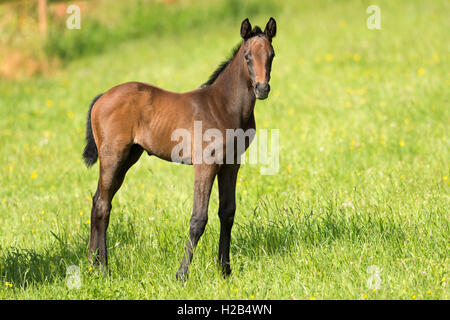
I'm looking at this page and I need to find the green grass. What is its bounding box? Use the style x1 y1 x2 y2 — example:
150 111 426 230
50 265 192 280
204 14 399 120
0 0 448 299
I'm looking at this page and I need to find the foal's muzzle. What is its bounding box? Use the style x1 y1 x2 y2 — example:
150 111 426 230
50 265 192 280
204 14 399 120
255 82 270 100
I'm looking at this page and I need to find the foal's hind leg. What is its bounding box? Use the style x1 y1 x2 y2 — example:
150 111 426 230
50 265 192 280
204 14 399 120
89 144 143 268
217 164 240 276
176 164 218 281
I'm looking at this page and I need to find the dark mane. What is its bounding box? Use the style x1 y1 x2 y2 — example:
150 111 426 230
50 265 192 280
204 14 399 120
201 42 241 88
201 26 264 88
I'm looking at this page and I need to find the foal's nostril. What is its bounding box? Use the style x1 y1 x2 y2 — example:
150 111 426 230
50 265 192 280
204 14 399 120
255 82 270 99
256 82 270 93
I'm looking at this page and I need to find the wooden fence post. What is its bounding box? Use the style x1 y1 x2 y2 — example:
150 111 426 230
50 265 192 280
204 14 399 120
38 0 47 35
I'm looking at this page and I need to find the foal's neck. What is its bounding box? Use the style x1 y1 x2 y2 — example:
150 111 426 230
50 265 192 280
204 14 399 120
211 46 256 126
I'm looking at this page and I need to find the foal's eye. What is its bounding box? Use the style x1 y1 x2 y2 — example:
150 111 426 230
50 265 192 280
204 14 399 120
244 53 250 61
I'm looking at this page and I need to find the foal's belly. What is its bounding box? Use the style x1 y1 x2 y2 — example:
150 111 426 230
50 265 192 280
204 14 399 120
134 95 194 163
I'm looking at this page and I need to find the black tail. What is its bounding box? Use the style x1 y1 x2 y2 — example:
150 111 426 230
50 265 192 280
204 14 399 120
82 93 103 167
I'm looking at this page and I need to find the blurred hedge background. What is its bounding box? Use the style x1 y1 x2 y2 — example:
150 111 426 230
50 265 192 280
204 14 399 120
0 0 279 79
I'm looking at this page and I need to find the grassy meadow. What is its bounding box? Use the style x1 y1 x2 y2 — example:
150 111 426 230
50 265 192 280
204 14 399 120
0 0 448 299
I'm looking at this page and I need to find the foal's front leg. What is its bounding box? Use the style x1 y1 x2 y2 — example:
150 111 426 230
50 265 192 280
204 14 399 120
176 164 217 281
217 164 239 276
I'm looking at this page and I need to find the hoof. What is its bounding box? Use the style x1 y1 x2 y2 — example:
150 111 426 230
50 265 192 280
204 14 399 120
221 264 232 277
93 264 109 275
176 269 189 282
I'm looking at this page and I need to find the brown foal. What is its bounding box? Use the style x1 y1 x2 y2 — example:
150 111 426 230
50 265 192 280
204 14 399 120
82 18 276 280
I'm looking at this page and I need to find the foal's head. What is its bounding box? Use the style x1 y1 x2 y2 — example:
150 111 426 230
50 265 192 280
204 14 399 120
240 17 277 100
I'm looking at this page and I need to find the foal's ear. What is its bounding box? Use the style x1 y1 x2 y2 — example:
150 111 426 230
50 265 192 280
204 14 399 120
240 18 252 40
264 17 277 40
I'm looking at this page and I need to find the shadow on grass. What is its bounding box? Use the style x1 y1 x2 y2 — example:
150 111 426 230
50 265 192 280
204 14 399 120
0 215 138 289
0 235 87 289
231 198 408 257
